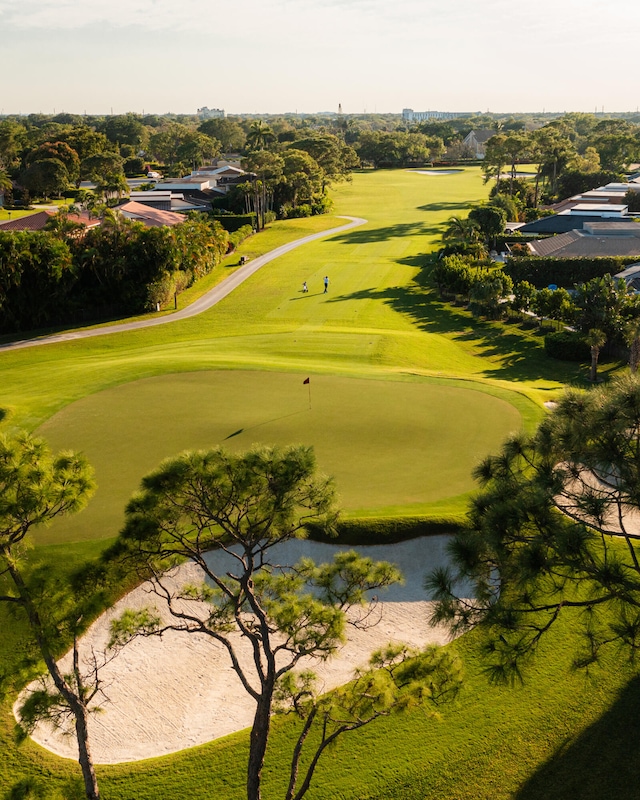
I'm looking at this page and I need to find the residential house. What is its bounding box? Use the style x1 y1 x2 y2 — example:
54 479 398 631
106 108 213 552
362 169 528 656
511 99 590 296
527 220 640 259
462 130 495 159
517 204 630 236
614 262 640 291
128 190 211 213
190 164 247 194
0 209 100 232
116 201 186 228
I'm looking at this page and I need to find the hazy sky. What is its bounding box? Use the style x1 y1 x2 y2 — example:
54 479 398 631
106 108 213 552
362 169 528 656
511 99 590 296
1 0 639 116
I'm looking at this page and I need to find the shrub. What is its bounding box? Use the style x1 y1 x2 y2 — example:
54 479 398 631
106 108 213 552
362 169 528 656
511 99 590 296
228 224 254 250
305 516 465 545
210 213 256 232
432 255 473 296
506 256 640 288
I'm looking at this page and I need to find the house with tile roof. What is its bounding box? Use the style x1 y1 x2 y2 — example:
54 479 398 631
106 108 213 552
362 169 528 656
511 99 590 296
116 201 187 228
527 221 640 258
0 209 100 232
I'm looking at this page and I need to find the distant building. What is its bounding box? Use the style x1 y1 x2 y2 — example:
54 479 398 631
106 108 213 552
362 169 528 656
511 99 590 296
198 107 225 119
402 109 467 123
462 130 496 159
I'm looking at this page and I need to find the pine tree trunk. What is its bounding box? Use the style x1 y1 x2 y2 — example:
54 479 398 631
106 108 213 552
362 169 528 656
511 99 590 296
71 696 101 800
7 561 100 800
247 693 272 800
630 338 640 372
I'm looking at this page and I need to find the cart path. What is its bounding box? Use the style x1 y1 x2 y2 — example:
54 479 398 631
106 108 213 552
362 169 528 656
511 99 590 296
0 215 367 353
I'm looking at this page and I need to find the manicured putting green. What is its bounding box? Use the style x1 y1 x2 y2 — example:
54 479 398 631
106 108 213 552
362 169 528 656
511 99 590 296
36 370 522 544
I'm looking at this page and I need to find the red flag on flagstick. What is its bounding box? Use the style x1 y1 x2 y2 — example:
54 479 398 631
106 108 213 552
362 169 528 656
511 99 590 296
303 377 310 384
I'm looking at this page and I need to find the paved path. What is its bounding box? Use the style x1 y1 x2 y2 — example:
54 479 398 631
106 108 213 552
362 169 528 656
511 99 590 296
0 215 367 353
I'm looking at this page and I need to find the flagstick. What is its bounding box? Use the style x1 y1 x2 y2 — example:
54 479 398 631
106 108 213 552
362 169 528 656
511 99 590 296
308 381 311 410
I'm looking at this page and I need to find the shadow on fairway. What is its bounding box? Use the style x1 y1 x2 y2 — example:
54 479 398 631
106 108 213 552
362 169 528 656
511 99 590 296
417 200 477 213
289 293 324 301
515 674 640 800
328 283 580 383
327 221 442 244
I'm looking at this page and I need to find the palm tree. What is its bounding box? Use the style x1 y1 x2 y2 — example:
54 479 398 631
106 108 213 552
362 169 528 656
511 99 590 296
442 216 481 245
0 168 12 204
246 120 274 151
96 172 128 204
586 328 607 383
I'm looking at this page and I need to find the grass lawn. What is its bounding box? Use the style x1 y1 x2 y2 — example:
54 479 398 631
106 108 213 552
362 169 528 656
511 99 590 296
0 167 634 799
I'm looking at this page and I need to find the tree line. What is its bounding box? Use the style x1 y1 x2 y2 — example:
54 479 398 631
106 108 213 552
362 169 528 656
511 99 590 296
0 212 229 332
3 110 638 218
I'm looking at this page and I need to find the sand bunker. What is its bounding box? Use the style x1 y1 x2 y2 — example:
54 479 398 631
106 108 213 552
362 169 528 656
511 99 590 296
21 536 469 764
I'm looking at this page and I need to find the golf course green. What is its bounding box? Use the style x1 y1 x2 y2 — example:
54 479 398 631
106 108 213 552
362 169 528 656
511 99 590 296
36 369 523 544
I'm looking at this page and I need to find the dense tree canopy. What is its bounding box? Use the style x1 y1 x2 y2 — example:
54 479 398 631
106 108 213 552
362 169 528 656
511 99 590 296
428 374 640 678
0 212 229 333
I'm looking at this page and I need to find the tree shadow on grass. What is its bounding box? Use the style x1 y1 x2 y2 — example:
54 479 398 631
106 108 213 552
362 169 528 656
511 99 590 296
328 283 580 383
417 200 478 213
515 674 640 800
327 221 442 245
4 776 85 800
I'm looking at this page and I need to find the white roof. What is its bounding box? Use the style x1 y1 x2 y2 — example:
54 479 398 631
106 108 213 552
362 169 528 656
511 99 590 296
130 191 172 200
155 178 211 190
596 183 632 191
564 203 628 216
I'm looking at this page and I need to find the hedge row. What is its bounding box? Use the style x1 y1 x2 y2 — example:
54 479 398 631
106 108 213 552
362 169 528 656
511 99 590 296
305 516 466 546
210 213 256 232
505 256 640 288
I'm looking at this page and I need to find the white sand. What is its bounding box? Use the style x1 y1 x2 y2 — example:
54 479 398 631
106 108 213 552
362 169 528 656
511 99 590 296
20 536 470 764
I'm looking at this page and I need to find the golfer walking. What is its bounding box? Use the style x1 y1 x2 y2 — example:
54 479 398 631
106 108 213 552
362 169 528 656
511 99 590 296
323 275 329 293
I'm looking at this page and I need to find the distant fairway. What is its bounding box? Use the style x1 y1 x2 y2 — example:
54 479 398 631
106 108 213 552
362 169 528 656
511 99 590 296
37 370 522 544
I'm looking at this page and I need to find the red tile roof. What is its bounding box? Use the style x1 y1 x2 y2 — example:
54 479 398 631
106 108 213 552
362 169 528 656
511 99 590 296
0 210 56 231
117 201 187 227
0 209 100 232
